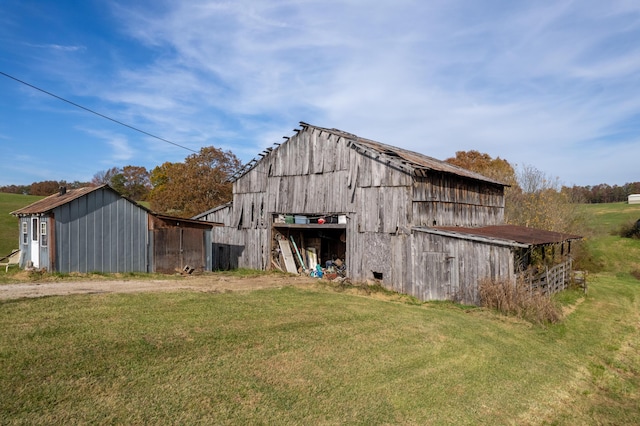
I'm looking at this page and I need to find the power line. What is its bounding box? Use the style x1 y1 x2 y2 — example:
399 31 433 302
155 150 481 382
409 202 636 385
0 70 197 153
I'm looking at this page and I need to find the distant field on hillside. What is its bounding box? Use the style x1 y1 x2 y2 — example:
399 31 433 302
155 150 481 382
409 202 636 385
0 193 44 257
577 202 640 236
576 202 640 275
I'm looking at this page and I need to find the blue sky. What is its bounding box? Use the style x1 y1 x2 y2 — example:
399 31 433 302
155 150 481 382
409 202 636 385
1 1 639 187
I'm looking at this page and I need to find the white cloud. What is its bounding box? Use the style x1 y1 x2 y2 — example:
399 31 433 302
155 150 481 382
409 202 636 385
25 42 85 52
80 128 135 163
82 0 640 185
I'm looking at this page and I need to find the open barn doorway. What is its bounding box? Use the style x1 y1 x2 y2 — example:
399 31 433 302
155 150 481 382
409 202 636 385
271 214 347 278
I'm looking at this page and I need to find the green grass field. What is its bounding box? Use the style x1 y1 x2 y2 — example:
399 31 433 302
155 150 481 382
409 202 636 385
0 196 639 424
577 202 640 236
0 192 44 257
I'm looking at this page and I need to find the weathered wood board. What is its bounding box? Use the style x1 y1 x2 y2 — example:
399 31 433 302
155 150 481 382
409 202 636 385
278 238 298 274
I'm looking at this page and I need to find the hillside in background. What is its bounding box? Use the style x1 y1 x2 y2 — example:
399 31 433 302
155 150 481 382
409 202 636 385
0 193 45 257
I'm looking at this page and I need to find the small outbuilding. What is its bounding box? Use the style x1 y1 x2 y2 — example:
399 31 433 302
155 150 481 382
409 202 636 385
11 185 219 274
628 194 640 204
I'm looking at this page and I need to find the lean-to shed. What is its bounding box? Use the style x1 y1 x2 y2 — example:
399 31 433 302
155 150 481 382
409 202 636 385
197 122 580 304
11 185 219 274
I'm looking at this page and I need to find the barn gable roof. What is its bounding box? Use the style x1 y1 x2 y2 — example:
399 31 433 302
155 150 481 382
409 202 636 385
229 122 507 186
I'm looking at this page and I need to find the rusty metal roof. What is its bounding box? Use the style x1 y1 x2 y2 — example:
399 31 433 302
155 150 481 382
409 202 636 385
303 123 508 186
433 224 582 246
10 185 106 216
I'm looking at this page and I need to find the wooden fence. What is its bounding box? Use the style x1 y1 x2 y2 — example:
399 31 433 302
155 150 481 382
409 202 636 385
522 258 585 295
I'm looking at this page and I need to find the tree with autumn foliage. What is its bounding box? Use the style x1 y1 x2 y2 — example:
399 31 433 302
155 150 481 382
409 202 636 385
445 150 522 225
147 146 241 218
92 166 151 201
29 180 65 196
115 166 151 201
445 151 580 234
445 150 518 187
91 167 121 186
508 164 581 233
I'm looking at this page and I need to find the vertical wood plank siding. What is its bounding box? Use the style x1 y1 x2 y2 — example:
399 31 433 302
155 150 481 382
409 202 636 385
410 230 514 304
152 227 206 273
211 125 509 300
412 175 504 227
210 227 268 270
54 188 149 273
198 205 233 226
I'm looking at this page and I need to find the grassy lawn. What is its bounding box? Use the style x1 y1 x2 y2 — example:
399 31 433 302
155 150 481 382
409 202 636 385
0 200 639 424
1 280 639 424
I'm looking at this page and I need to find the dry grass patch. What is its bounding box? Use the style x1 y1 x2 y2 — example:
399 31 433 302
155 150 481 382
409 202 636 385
479 277 562 324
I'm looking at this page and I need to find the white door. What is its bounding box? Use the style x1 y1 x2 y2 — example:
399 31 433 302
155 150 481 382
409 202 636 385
31 217 39 268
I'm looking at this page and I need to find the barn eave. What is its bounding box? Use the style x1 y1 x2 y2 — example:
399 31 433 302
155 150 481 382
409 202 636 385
414 227 530 248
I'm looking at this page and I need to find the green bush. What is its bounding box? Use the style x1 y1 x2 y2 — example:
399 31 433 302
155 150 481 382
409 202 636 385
617 219 640 239
572 240 605 273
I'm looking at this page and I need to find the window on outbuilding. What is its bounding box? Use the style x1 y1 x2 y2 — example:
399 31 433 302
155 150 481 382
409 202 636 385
40 221 47 247
22 221 28 245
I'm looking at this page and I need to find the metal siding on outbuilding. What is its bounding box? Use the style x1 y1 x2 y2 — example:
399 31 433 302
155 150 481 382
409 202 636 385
147 230 154 272
40 216 50 271
629 194 640 204
53 187 149 273
13 185 222 275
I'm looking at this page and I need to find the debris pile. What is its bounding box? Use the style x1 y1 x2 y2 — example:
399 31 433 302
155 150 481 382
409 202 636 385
272 230 347 282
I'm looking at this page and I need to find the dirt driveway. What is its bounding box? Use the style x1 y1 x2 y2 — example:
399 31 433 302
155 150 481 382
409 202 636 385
0 273 318 300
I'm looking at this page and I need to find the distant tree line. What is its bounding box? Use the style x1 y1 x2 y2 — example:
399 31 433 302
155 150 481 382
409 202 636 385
0 180 90 196
561 182 640 204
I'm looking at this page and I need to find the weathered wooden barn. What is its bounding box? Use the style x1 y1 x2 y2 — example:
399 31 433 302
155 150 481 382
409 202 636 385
11 185 218 274
196 122 580 304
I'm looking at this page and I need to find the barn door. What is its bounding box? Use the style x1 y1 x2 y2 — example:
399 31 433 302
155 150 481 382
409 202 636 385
153 228 205 273
180 228 205 270
418 252 457 300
